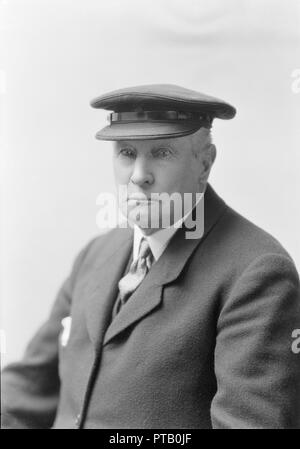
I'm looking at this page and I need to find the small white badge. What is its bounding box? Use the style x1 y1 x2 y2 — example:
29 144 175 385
60 316 72 347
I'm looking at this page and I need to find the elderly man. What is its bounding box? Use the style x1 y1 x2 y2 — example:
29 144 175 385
1 84 300 429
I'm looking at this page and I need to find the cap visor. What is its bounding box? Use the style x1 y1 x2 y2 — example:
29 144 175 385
95 121 203 141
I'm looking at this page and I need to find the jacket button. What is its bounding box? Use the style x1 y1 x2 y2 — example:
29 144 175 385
75 414 81 427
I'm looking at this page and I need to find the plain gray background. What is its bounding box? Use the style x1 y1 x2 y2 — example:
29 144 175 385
1 0 299 366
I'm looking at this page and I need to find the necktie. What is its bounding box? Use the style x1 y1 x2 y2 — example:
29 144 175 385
118 238 154 307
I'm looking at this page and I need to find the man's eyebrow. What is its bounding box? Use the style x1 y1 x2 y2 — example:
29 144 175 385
114 142 136 150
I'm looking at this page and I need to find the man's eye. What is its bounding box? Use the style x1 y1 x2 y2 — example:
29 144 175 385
154 147 172 158
119 148 136 158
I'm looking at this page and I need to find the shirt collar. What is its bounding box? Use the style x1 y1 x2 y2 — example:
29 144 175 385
133 194 203 262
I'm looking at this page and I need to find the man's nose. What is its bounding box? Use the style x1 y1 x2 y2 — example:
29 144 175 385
130 157 154 187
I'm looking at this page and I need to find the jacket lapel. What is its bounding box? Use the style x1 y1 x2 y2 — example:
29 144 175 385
85 227 133 349
103 184 227 346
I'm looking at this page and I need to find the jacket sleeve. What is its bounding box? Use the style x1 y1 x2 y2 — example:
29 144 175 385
1 239 95 429
211 253 300 429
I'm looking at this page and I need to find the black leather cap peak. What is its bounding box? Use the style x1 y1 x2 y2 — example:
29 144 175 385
90 84 236 141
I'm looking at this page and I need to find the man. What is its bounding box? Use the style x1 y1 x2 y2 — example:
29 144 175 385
1 84 300 429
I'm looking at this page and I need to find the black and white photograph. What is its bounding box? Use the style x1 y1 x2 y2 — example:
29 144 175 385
1 0 300 433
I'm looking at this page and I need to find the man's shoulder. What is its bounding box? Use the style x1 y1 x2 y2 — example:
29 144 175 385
73 227 133 269
91 226 133 249
205 184 295 266
225 205 290 253
216 203 298 275
200 201 300 313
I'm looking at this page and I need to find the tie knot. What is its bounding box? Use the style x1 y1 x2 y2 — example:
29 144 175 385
116 237 154 309
138 237 152 260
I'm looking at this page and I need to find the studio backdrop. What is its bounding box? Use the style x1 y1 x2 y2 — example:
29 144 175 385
0 0 299 366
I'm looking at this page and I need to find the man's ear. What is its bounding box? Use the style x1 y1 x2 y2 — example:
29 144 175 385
197 144 216 191
210 144 216 164
201 144 216 178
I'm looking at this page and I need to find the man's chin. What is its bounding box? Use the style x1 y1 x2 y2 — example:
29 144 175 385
128 211 178 232
120 200 180 230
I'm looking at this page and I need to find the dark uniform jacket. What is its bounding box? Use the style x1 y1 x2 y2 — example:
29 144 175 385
1 184 300 429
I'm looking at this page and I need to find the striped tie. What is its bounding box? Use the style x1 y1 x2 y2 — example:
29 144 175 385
118 237 154 306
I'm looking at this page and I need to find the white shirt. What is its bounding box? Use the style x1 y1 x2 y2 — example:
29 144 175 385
133 194 203 262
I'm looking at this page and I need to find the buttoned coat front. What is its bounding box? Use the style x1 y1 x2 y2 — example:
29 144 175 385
2 185 300 429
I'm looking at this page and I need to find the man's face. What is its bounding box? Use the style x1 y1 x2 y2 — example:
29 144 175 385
113 132 209 234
